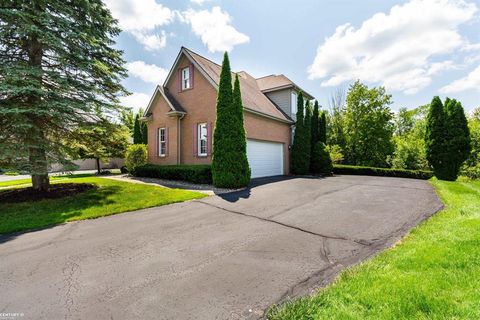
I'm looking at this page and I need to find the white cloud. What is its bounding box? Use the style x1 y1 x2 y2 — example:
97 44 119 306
308 0 478 94
119 92 151 113
131 30 167 51
104 0 173 51
182 6 249 52
440 65 480 93
126 60 169 84
190 0 212 5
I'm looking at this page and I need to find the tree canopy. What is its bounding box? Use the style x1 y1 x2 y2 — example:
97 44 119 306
343 80 394 167
0 1 128 190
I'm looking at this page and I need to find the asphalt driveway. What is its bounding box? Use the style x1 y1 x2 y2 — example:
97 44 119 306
0 175 443 320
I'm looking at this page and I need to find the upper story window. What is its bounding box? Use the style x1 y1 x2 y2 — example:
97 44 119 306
181 67 191 90
197 123 207 156
291 91 298 114
158 128 166 156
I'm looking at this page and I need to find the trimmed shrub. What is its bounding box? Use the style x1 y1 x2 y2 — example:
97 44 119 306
133 164 212 184
125 144 147 173
333 164 433 180
311 142 333 175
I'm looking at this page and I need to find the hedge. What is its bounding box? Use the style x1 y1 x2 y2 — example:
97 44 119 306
133 164 212 184
333 164 434 180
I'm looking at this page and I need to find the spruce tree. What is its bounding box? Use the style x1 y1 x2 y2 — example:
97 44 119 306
425 96 448 179
291 92 310 174
319 111 327 144
212 54 250 188
0 1 128 191
133 114 143 144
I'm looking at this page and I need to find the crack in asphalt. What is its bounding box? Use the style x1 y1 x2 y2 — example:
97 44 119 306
265 184 357 220
195 200 372 247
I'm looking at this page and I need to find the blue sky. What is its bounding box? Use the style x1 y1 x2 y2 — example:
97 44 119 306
105 0 480 114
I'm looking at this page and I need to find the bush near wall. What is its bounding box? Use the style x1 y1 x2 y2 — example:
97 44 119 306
133 164 212 184
333 164 433 180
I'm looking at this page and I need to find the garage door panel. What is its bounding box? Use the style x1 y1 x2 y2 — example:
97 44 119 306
247 140 284 178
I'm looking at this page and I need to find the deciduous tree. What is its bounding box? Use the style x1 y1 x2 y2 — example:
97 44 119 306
343 81 394 167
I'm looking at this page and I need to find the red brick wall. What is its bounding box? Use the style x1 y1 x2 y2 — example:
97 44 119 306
147 53 292 174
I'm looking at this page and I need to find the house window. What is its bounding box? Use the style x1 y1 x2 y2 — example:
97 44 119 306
197 123 207 156
291 91 298 114
181 67 190 90
158 128 166 156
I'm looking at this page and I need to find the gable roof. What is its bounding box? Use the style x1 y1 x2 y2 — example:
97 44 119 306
256 74 314 100
162 47 294 123
184 48 292 122
143 85 186 117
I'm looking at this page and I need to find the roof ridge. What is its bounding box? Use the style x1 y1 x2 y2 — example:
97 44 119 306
256 74 277 80
183 47 222 68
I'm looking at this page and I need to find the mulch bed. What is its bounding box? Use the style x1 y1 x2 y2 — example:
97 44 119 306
0 183 96 204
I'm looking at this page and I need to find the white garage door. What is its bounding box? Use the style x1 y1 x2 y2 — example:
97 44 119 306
247 139 284 178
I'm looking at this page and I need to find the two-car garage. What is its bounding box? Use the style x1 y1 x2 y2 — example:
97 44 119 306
246 139 284 178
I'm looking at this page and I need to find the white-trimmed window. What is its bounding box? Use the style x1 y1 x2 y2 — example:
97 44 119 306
197 123 207 156
158 128 166 156
291 91 298 115
181 67 191 90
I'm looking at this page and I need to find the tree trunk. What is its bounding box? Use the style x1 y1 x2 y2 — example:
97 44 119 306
30 144 50 191
96 158 101 174
27 1 49 192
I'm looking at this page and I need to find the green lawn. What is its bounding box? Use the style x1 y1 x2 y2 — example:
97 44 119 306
268 178 480 319
0 176 206 234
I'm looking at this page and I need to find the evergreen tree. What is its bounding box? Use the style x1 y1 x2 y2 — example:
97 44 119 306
425 96 448 179
291 92 310 174
133 114 143 144
141 122 148 144
212 54 250 188
442 99 471 180
0 1 128 191
304 100 312 170
311 142 333 175
319 111 327 144
311 101 320 152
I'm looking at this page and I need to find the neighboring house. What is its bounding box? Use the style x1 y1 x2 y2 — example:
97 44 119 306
143 47 314 178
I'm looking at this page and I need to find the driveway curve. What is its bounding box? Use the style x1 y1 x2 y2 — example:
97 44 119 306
0 175 443 320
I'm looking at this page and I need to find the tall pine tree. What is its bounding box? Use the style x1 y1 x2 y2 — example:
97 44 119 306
0 1 128 191
133 114 143 144
425 96 448 179
304 100 312 171
291 92 310 174
443 99 471 180
212 54 250 188
319 111 327 144
311 100 320 152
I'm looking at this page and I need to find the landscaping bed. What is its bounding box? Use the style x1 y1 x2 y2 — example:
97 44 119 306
0 183 95 203
0 175 206 234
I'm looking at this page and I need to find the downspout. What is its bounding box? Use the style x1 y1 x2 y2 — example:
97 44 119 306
177 114 185 165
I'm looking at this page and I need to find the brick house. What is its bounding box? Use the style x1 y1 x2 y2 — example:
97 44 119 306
142 47 314 178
